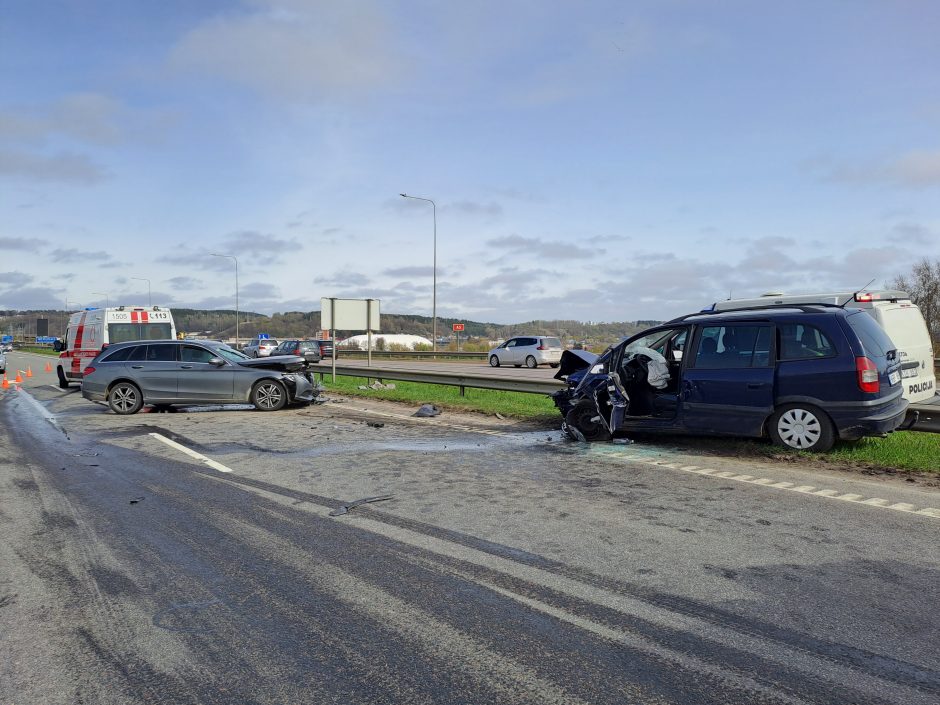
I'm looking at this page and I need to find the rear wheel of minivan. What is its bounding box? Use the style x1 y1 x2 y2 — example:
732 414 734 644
525 355 538 368
769 404 835 452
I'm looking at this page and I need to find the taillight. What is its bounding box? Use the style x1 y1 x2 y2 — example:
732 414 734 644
856 357 879 393
84 366 96 376
537 345 547 350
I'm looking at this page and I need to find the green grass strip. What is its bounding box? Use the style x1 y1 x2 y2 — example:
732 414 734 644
320 375 558 419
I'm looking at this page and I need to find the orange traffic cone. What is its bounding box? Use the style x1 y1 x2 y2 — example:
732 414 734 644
44 361 52 373
1 374 8 389
26 366 32 378
15 371 23 383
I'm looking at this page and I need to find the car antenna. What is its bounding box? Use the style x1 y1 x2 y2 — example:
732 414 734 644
841 277 876 307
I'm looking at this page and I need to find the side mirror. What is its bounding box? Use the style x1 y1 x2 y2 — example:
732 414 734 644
53 339 65 352
208 357 226 366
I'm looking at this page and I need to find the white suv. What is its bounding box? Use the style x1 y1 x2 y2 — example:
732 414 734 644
488 336 563 368
243 338 279 357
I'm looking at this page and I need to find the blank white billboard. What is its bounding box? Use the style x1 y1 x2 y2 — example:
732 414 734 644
320 298 380 331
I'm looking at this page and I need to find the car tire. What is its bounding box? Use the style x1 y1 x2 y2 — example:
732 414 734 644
57 366 70 389
525 355 538 368
549 363 559 368
251 380 287 411
769 404 835 452
565 402 611 442
489 355 500 367
108 382 143 415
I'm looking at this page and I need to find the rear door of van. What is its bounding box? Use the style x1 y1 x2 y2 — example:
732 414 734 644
871 303 935 402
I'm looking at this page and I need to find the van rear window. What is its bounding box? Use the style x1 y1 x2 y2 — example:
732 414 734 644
846 311 895 357
108 322 173 343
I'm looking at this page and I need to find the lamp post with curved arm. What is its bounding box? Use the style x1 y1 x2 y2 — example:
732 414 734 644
399 193 438 351
210 254 239 347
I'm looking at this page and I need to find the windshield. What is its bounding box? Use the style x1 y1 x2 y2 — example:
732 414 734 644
108 322 173 343
215 345 250 362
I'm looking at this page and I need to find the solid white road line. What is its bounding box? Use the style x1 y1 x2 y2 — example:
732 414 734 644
148 432 234 473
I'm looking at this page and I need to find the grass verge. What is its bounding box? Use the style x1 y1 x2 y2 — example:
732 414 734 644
320 375 938 472
320 375 558 419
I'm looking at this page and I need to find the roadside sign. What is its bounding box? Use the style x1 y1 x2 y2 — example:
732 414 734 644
452 323 465 331
37 336 58 343
258 333 269 339
1 335 11 343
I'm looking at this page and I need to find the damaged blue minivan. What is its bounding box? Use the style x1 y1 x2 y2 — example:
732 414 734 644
553 305 909 451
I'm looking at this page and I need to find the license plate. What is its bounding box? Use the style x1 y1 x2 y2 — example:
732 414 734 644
889 371 901 385
901 367 918 379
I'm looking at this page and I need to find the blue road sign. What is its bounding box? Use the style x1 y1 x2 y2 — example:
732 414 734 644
258 333 269 339
1 335 11 343
37 336 58 343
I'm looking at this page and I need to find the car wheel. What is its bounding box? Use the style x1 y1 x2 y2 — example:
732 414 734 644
57 366 70 389
565 402 611 442
549 363 559 369
108 382 143 415
525 355 538 368
489 355 500 367
769 404 834 452
251 380 287 411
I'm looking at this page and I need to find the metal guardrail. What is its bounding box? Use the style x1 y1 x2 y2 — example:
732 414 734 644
337 350 488 360
309 364 565 396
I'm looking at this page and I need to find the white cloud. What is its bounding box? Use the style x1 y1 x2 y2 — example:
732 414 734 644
0 150 107 184
168 0 408 102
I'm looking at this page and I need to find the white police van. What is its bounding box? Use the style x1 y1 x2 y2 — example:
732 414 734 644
56 306 176 388
710 291 935 403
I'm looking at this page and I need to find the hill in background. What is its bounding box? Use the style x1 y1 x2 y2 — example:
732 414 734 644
1 308 661 349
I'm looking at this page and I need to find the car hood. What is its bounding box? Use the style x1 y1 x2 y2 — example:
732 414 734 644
553 349 599 380
235 355 306 372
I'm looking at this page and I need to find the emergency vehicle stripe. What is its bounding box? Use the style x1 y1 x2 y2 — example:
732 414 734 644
70 311 89 372
141 311 149 322
131 311 139 323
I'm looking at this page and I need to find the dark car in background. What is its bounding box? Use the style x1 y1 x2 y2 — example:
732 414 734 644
315 339 334 358
554 305 909 451
271 339 322 363
81 339 318 414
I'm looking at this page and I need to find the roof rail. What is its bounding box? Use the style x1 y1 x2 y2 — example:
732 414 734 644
666 303 842 324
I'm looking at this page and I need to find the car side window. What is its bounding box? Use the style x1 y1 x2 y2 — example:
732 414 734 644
181 345 216 363
778 324 835 360
505 339 516 348
102 346 133 362
147 344 178 362
127 345 147 361
695 325 772 369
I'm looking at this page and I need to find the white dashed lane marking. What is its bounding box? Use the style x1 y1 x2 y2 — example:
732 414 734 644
635 456 940 520
149 432 234 473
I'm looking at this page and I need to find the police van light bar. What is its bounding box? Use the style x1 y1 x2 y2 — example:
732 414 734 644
855 293 874 302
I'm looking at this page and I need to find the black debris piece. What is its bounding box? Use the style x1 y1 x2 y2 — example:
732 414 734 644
129 496 145 504
367 422 385 428
413 404 442 418
329 495 393 517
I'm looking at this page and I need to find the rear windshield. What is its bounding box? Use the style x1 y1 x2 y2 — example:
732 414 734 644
298 341 319 349
108 322 173 343
543 337 562 348
846 311 896 357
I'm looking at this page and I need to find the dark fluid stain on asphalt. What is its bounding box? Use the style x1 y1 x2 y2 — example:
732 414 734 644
12 477 39 491
88 565 142 597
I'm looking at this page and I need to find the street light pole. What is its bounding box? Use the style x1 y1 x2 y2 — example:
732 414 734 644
210 253 239 347
93 292 109 308
400 193 437 351
131 277 152 306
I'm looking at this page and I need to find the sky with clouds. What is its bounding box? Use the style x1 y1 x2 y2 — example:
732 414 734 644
1 0 939 324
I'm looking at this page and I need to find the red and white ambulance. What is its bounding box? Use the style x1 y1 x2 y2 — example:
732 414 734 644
57 306 177 388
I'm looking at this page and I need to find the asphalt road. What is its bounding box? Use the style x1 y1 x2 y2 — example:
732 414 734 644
2 351 939 704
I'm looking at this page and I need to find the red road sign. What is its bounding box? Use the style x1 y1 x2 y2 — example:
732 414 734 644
452 323 465 331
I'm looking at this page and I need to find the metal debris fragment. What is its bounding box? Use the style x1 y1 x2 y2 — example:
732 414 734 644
413 404 442 418
329 495 393 517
